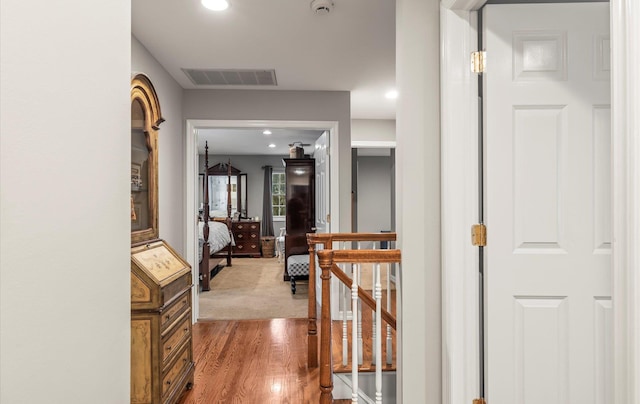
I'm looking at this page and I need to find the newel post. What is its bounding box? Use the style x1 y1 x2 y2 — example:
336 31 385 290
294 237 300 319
307 234 318 368
317 249 334 404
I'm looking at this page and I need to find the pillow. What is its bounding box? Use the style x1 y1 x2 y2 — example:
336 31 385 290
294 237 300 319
209 210 227 218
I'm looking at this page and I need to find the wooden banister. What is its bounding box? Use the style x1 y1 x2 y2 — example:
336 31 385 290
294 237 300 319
316 248 401 403
306 232 397 369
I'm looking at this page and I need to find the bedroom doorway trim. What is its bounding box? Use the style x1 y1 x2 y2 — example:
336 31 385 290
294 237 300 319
440 1 640 403
184 119 340 322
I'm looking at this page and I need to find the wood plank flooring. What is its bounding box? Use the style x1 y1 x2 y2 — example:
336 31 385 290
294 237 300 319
178 292 396 403
178 318 322 403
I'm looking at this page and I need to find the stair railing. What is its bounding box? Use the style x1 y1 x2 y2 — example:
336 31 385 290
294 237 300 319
306 232 397 369
316 248 401 404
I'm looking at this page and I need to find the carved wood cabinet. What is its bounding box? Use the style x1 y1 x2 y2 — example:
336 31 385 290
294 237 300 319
131 240 195 404
283 158 315 280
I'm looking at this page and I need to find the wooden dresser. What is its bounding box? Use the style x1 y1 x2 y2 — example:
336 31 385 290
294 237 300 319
231 220 261 257
131 240 195 404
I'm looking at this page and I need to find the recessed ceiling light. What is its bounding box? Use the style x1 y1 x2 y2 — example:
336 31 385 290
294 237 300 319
263 130 272 135
202 0 229 11
385 90 398 100
268 143 276 148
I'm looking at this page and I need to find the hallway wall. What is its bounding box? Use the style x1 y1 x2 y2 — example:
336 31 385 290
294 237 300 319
396 0 442 402
1 1 131 402
132 36 186 254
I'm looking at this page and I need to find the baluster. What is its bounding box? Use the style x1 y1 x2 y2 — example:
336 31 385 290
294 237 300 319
341 243 348 366
375 262 383 404
386 261 393 365
371 256 377 365
357 298 363 366
351 263 359 403
357 241 363 366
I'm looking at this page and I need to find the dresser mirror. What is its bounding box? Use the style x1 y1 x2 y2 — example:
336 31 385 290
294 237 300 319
205 163 247 219
131 74 163 243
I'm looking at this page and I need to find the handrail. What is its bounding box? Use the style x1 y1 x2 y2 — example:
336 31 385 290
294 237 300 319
316 249 401 404
306 232 397 368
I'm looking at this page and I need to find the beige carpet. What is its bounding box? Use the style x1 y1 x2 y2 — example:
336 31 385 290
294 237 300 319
198 256 308 320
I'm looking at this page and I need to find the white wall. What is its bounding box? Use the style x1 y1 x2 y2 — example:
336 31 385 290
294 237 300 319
132 36 185 254
0 1 131 403
352 119 396 143
184 90 352 232
357 155 392 236
396 0 441 402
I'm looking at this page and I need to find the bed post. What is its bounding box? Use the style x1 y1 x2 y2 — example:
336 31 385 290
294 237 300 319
226 159 232 266
201 142 212 291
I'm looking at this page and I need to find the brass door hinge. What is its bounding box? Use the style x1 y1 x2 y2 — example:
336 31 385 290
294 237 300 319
472 224 487 246
471 51 486 74
473 399 486 404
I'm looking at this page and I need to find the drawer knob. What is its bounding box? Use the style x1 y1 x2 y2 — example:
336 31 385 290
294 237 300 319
165 314 170 320
166 380 172 385
184 327 189 333
166 345 172 351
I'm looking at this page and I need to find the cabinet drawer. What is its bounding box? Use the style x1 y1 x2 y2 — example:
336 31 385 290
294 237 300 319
234 222 259 232
162 344 192 397
162 314 191 362
161 291 190 330
235 242 260 253
234 231 259 241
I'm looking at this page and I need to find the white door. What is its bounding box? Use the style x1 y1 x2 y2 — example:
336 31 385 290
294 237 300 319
314 130 330 234
484 3 611 403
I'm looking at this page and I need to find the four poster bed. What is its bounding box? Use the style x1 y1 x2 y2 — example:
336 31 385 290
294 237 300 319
199 142 233 291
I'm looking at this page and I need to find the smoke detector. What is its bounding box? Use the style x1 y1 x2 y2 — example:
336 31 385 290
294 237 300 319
310 0 333 14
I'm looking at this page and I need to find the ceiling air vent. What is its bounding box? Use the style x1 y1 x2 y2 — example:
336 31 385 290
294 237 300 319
182 68 278 86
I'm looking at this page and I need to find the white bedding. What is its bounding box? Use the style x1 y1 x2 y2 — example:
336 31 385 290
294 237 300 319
198 221 233 262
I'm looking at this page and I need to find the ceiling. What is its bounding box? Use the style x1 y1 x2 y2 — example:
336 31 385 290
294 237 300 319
197 127 325 156
131 0 396 122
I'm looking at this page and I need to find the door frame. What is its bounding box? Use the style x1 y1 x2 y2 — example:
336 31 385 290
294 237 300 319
184 119 340 321
440 1 640 403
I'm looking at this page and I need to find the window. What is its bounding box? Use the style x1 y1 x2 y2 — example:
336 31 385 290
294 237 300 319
272 172 286 217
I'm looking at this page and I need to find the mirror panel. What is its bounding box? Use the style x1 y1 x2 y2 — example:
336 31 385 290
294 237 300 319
131 99 150 231
208 175 237 216
203 162 245 219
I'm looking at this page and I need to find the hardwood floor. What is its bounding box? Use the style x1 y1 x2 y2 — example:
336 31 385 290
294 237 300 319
178 318 322 403
178 292 396 403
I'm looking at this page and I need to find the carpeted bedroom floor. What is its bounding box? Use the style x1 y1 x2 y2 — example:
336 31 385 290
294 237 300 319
198 256 308 320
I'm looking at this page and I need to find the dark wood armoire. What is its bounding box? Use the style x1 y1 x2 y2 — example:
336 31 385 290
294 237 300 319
283 158 315 280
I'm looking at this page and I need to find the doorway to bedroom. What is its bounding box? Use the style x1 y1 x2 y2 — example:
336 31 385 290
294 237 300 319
185 119 340 322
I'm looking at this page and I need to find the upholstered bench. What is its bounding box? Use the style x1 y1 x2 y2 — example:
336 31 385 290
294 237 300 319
286 254 309 294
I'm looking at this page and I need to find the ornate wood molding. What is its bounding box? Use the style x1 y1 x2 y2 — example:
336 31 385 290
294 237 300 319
131 73 163 244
